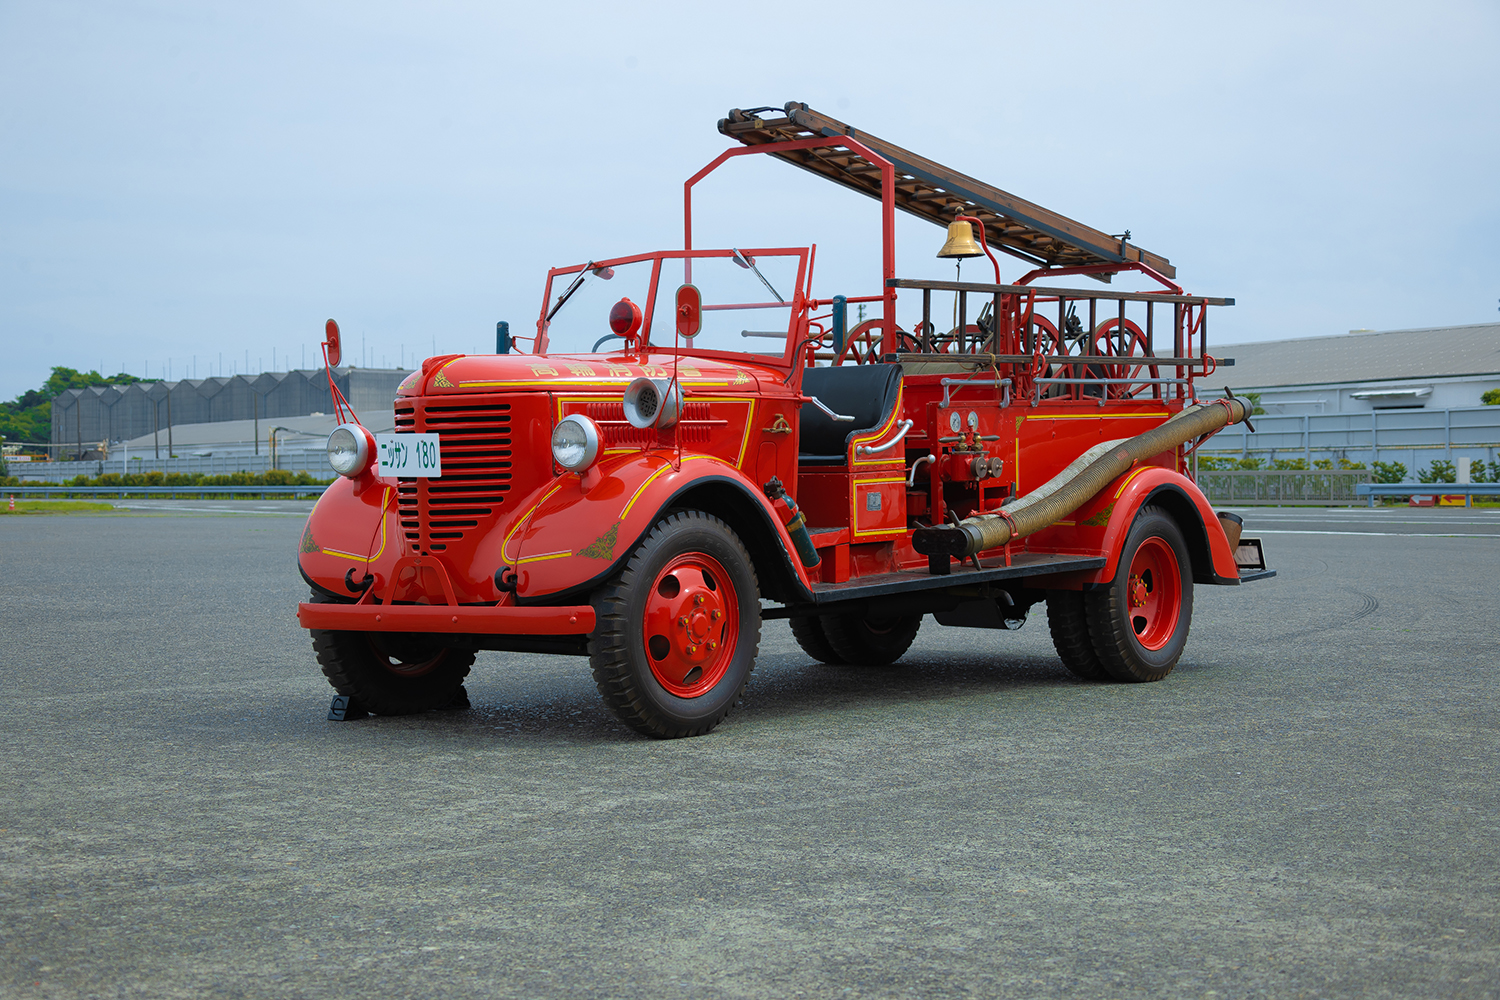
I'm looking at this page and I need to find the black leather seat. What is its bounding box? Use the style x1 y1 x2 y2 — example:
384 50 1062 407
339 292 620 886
798 364 902 465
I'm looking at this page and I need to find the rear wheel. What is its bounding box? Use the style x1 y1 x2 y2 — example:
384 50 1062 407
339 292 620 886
1085 506 1194 682
790 616 845 664
589 511 761 738
1046 589 1109 681
309 593 474 715
820 611 921 665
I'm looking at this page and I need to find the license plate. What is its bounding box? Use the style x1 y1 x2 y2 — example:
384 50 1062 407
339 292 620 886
376 433 442 477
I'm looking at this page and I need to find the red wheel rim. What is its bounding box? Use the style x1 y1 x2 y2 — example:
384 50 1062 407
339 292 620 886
642 553 739 698
1125 537 1181 651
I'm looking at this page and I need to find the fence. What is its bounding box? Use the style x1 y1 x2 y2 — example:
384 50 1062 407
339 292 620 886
1204 406 1500 471
7 485 328 500
1196 470 1371 506
7 450 331 483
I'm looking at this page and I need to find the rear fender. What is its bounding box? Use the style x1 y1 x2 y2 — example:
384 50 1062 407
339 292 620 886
1089 467 1239 584
297 477 400 597
502 453 815 605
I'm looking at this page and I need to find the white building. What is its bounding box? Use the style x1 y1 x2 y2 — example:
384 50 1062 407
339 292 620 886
1218 322 1500 415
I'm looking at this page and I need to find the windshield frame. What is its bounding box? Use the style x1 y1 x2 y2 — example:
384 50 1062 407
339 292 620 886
534 247 810 368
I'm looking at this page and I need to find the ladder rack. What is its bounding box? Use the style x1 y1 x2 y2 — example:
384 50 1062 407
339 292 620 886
719 102 1174 279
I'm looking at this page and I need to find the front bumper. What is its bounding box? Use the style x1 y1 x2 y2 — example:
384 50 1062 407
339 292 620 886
297 601 596 634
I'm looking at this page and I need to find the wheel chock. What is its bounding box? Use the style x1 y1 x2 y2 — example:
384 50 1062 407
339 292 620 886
327 694 367 721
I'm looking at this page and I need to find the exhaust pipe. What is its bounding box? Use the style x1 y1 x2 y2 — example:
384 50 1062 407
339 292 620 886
912 395 1252 559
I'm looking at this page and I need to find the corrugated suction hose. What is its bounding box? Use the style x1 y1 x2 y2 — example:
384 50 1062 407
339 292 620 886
911 396 1252 559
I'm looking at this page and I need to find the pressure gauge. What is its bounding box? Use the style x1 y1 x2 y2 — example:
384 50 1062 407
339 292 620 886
967 411 980 431
948 411 962 433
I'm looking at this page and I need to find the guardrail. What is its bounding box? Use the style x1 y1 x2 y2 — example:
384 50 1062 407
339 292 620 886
1196 470 1371 506
1354 483 1500 508
5 485 329 500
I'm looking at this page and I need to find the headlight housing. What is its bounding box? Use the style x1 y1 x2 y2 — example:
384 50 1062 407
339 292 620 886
327 423 372 478
550 414 601 472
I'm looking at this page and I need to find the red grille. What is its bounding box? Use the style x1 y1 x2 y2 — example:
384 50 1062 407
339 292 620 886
394 400 512 554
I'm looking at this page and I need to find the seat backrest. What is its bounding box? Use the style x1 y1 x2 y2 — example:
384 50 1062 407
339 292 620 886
799 364 902 461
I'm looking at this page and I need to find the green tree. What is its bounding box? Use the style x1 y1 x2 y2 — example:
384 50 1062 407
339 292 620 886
1417 460 1456 484
0 366 155 446
1482 388 1500 405
1372 461 1407 483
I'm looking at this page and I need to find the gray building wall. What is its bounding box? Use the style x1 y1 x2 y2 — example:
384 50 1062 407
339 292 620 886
1220 322 1500 416
48 368 409 456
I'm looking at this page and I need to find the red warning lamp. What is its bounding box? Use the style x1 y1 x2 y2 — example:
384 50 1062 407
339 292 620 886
609 297 643 345
675 283 701 339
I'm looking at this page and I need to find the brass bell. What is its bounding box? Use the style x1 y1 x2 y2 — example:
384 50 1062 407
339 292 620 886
936 219 984 258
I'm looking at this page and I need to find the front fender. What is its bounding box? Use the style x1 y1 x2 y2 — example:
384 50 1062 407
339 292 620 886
297 476 399 596
506 452 814 604
1085 466 1239 584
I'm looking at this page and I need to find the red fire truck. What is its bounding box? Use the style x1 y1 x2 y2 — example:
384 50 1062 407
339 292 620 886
296 102 1272 738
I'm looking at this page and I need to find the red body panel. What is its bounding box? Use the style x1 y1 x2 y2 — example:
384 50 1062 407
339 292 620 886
512 452 815 601
1018 466 1238 585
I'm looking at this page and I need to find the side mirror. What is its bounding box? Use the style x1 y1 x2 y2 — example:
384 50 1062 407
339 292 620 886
676 283 701 339
324 319 343 368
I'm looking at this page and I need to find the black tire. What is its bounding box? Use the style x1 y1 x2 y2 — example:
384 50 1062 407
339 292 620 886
1085 506 1194 682
588 511 761 738
820 611 921 665
308 592 474 715
790 616 845 664
1046 589 1110 681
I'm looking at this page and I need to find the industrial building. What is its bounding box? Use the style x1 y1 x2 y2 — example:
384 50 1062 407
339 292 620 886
1208 322 1500 469
47 367 409 459
1218 322 1500 414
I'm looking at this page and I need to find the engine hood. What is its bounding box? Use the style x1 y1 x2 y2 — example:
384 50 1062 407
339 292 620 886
396 351 783 397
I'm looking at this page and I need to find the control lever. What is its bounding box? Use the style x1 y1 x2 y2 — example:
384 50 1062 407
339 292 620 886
801 396 855 422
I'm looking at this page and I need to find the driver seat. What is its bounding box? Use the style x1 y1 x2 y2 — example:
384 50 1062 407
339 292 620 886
797 364 903 466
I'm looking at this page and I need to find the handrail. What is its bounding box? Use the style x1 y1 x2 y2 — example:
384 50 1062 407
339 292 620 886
855 419 914 457
888 278 1234 307
890 353 1226 368
940 377 1011 408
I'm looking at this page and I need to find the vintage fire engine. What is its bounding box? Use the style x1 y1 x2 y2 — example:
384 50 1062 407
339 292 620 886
295 102 1272 738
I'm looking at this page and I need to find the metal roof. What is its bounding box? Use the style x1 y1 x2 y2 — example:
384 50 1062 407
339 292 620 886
1218 323 1500 389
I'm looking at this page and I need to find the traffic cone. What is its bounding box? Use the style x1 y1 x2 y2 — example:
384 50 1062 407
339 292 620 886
7 495 13 511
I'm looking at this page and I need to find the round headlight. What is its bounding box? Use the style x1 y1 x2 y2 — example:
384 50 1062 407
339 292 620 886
327 424 369 477
550 414 601 472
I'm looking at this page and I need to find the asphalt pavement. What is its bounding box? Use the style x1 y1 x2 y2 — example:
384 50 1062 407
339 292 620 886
2 505 1496 999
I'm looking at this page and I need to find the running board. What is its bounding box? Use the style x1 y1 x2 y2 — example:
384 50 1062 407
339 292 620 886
765 552 1105 619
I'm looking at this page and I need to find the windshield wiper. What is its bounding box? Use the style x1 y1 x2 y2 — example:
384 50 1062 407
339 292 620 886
732 248 784 303
546 261 596 322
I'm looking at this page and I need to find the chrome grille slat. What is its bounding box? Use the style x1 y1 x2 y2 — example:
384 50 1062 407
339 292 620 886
395 399 513 555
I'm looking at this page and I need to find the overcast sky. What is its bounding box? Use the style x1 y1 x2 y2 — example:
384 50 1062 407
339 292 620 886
2 0 1496 400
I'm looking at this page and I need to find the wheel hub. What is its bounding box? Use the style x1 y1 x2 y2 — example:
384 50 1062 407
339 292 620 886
1125 536 1182 651
644 553 738 697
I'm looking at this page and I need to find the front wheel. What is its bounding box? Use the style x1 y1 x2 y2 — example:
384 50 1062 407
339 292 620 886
309 594 475 714
1085 506 1194 682
589 511 761 738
